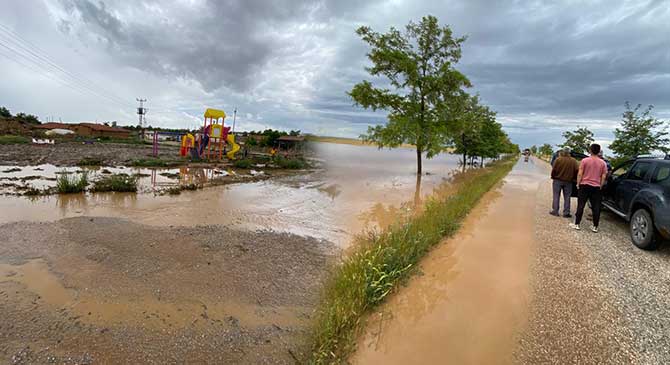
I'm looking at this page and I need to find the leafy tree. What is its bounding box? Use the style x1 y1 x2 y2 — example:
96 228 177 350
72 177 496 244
350 15 470 174
538 143 553 156
0 107 11 118
609 102 669 158
559 127 594 154
529 145 538 155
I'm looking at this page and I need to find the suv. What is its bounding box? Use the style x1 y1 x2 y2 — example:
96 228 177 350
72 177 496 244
602 156 670 250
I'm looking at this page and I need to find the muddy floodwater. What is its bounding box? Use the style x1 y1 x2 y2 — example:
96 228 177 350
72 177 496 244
0 142 464 363
0 142 461 245
354 158 545 365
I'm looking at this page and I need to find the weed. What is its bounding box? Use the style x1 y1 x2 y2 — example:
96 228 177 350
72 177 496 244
77 157 103 166
0 135 30 145
233 159 253 169
273 156 308 169
308 158 515 364
91 174 138 192
56 171 88 194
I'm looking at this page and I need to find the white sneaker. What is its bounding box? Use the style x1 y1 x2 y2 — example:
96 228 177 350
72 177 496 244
591 226 598 233
569 223 580 230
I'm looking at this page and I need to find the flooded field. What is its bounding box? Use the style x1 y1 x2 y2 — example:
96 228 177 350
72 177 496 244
0 142 462 245
0 142 465 363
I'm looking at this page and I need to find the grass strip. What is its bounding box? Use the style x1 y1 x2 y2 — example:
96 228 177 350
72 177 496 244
0 135 30 144
309 157 516 364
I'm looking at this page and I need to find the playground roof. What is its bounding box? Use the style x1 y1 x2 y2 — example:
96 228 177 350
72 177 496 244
204 108 226 119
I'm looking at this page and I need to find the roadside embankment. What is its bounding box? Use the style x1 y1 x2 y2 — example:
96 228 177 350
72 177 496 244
308 157 516 363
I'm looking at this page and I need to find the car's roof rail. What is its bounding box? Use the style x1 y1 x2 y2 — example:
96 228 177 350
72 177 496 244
636 154 665 159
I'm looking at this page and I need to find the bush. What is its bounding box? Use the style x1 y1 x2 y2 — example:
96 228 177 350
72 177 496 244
233 159 253 169
274 156 308 169
309 158 515 363
77 157 103 166
92 174 138 192
0 135 30 144
56 171 88 194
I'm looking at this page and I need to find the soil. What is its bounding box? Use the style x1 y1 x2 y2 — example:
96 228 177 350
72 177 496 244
0 142 183 166
0 217 336 364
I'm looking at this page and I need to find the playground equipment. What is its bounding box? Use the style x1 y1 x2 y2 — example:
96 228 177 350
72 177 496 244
188 108 239 160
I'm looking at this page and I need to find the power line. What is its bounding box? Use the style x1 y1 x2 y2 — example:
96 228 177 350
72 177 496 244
0 23 133 108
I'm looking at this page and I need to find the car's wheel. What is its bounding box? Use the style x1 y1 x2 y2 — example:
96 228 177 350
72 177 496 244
630 209 658 250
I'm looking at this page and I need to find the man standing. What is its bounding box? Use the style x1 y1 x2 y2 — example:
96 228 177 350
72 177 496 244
570 144 608 232
550 148 578 217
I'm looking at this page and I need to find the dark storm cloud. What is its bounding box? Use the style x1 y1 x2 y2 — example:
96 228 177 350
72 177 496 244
3 0 669 143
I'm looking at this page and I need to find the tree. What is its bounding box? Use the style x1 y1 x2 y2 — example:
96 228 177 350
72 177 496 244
609 102 669 158
350 15 470 174
538 143 553 157
0 107 10 118
529 145 537 155
559 127 594 154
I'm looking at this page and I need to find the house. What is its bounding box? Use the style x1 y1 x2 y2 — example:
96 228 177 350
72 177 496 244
276 135 306 152
73 123 132 139
32 122 76 131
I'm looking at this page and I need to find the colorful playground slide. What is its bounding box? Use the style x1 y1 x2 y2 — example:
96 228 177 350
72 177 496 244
226 134 240 159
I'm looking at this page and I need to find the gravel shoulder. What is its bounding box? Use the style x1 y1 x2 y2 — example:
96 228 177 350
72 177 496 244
0 217 336 364
517 162 670 364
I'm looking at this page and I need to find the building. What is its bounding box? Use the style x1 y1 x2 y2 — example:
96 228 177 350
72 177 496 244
74 123 131 138
276 135 306 152
32 122 132 139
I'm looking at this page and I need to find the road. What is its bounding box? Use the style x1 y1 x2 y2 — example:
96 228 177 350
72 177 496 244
354 157 670 364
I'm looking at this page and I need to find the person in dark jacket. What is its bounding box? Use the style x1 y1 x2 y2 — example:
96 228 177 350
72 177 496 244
550 148 579 217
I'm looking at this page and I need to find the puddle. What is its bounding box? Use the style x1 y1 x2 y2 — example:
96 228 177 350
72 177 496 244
0 143 465 246
0 259 75 307
353 158 546 364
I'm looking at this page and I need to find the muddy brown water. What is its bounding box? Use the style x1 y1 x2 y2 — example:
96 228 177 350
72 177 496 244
0 142 467 363
0 142 462 245
353 157 545 365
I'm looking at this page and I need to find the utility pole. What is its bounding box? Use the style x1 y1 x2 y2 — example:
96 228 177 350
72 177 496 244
232 107 237 133
136 98 147 139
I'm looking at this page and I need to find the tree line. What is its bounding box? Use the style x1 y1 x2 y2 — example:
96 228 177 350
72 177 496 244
529 102 668 166
349 15 518 174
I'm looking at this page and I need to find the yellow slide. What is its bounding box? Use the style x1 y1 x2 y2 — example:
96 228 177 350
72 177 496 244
226 133 240 159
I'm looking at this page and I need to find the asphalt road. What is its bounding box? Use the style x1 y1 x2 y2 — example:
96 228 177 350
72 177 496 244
517 159 670 364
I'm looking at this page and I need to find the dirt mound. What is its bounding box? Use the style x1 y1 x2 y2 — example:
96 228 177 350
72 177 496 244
0 117 33 136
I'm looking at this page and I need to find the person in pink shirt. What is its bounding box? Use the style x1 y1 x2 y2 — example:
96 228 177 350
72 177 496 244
570 144 608 232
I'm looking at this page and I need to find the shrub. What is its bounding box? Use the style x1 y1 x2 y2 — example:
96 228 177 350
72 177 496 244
91 174 138 192
233 159 253 169
0 135 30 144
56 171 88 194
77 157 103 166
274 156 308 169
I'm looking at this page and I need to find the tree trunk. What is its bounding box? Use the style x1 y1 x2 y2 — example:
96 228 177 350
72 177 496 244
416 147 423 175
461 133 467 167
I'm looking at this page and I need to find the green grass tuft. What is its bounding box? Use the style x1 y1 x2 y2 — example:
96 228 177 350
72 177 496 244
56 171 89 194
77 157 104 166
308 158 515 364
91 173 138 192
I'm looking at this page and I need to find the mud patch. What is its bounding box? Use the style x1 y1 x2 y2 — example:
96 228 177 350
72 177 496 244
0 217 336 364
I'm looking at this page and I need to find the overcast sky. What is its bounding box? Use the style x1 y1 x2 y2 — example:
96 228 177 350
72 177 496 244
1 0 669 149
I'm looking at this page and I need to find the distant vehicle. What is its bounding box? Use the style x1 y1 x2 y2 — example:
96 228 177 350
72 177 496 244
602 156 670 250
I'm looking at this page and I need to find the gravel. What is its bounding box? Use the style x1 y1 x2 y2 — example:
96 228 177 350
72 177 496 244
516 175 670 364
